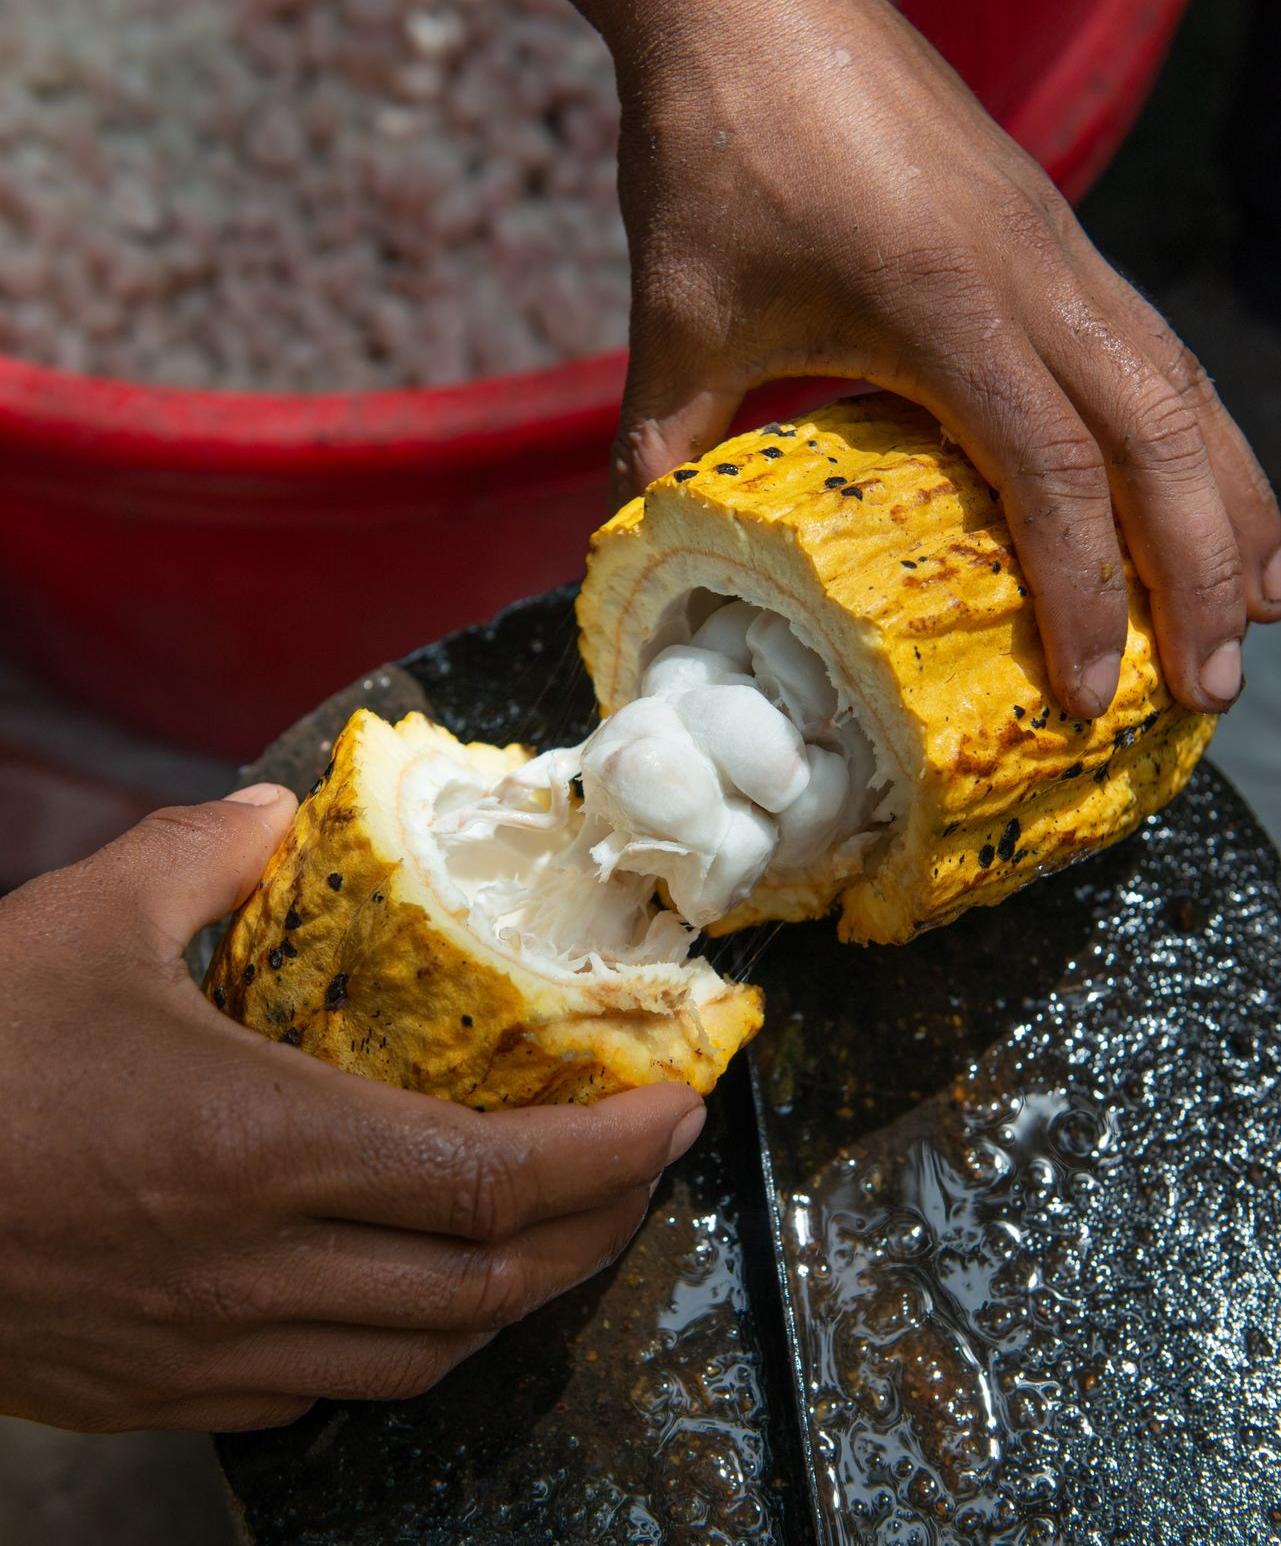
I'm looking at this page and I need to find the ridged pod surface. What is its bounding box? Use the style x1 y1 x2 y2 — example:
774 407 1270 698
204 710 762 1108
578 393 1215 945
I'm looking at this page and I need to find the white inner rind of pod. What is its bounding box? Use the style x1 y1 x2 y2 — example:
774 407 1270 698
401 599 893 976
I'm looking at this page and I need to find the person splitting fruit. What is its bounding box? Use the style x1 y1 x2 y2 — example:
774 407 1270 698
1 0 1278 1440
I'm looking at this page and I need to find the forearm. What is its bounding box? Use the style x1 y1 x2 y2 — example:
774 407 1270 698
569 0 937 124
572 0 901 58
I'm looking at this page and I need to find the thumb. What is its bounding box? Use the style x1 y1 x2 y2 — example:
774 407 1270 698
611 317 744 506
90 784 298 956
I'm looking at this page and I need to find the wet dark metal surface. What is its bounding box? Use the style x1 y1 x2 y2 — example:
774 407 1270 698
218 590 1281 1546
752 784 1281 1544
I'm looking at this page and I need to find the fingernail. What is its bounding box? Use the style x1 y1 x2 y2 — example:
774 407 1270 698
1264 548 1281 605
665 1104 707 1167
224 782 289 807
1079 652 1122 718
1200 639 1242 705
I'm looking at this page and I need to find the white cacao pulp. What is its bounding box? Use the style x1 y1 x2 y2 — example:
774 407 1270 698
421 600 885 970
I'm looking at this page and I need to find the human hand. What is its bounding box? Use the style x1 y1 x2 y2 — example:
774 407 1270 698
0 786 704 1433
580 0 1281 717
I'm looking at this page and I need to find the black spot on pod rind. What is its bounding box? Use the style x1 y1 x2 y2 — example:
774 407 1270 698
285 908 302 930
991 561 1001 573
268 948 284 970
327 872 344 891
841 485 865 499
1061 762 1085 781
978 844 996 869
1094 764 1111 784
1013 705 1026 720
212 986 227 1010
281 940 298 959
243 963 256 985
714 463 740 476
673 467 698 482
461 1014 474 1028
760 446 783 460
997 818 1021 863
825 475 846 489
901 559 918 570
988 486 1000 502
281 1025 303 1047
325 973 349 1010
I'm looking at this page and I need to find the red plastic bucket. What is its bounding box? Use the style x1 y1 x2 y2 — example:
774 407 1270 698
0 0 1189 759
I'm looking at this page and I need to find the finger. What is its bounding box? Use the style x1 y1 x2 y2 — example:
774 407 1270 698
218 1184 647 1398
224 1327 495 1405
612 298 744 504
912 337 1128 718
1027 293 1246 710
78 786 298 956
1093 272 1281 624
152 1393 315 1433
220 1185 653 1336
1195 389 1281 622
284 1077 705 1240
